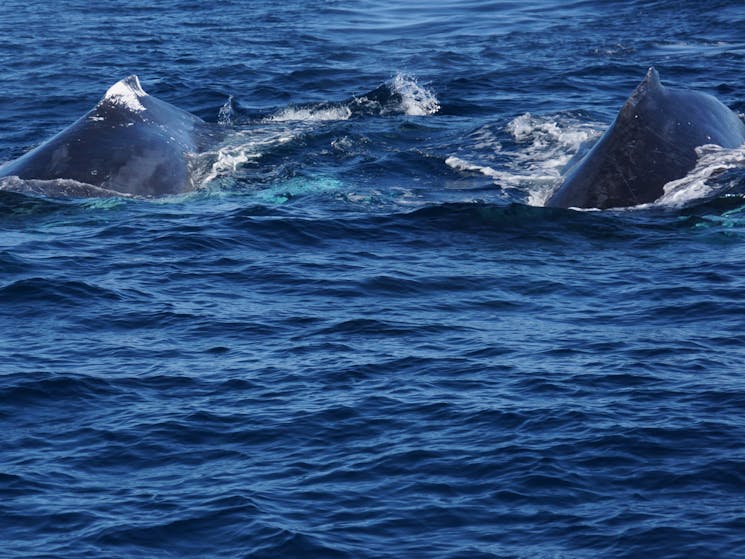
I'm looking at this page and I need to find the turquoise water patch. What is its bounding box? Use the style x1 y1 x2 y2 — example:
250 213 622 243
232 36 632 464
255 177 344 204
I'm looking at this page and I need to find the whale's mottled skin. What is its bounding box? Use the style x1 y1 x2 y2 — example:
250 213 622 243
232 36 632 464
547 68 745 209
0 76 208 197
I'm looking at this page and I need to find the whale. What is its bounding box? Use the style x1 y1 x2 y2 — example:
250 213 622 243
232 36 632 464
0 76 211 197
547 67 745 209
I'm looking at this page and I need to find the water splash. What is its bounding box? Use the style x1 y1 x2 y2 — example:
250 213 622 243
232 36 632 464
265 72 440 123
389 73 440 116
218 95 235 127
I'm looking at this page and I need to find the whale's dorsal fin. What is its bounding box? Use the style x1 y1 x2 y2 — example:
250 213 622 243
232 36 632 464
101 75 148 112
621 66 664 119
642 67 662 91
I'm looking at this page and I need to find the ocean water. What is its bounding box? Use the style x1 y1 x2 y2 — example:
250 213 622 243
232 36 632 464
2 1 745 557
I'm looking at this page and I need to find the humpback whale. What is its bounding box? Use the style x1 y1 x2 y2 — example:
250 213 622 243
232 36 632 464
547 68 745 209
0 76 209 197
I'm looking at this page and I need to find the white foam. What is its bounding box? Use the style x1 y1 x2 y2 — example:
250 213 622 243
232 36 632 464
198 146 258 186
445 156 504 180
508 113 601 205
198 128 296 186
102 75 147 113
447 113 602 206
653 143 745 208
204 147 258 180
268 105 352 123
506 113 598 153
390 73 440 116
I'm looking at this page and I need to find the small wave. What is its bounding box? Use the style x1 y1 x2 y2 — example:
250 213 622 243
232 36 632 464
1 371 120 408
1 277 123 306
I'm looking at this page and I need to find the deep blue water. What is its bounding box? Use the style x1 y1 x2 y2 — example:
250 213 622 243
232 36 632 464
2 1 745 557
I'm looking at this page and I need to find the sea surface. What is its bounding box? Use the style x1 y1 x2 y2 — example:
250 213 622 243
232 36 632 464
2 1 745 557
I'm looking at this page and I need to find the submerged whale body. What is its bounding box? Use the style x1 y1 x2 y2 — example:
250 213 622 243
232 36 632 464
0 76 208 197
547 68 745 209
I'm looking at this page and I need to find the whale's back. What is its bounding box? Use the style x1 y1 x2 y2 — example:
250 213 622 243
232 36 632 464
0 76 207 197
547 68 745 209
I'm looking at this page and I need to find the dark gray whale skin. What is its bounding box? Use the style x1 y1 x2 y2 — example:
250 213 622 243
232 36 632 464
547 68 745 209
0 76 207 197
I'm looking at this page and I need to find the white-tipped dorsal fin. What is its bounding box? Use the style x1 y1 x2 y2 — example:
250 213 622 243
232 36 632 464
643 67 662 90
102 75 148 112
